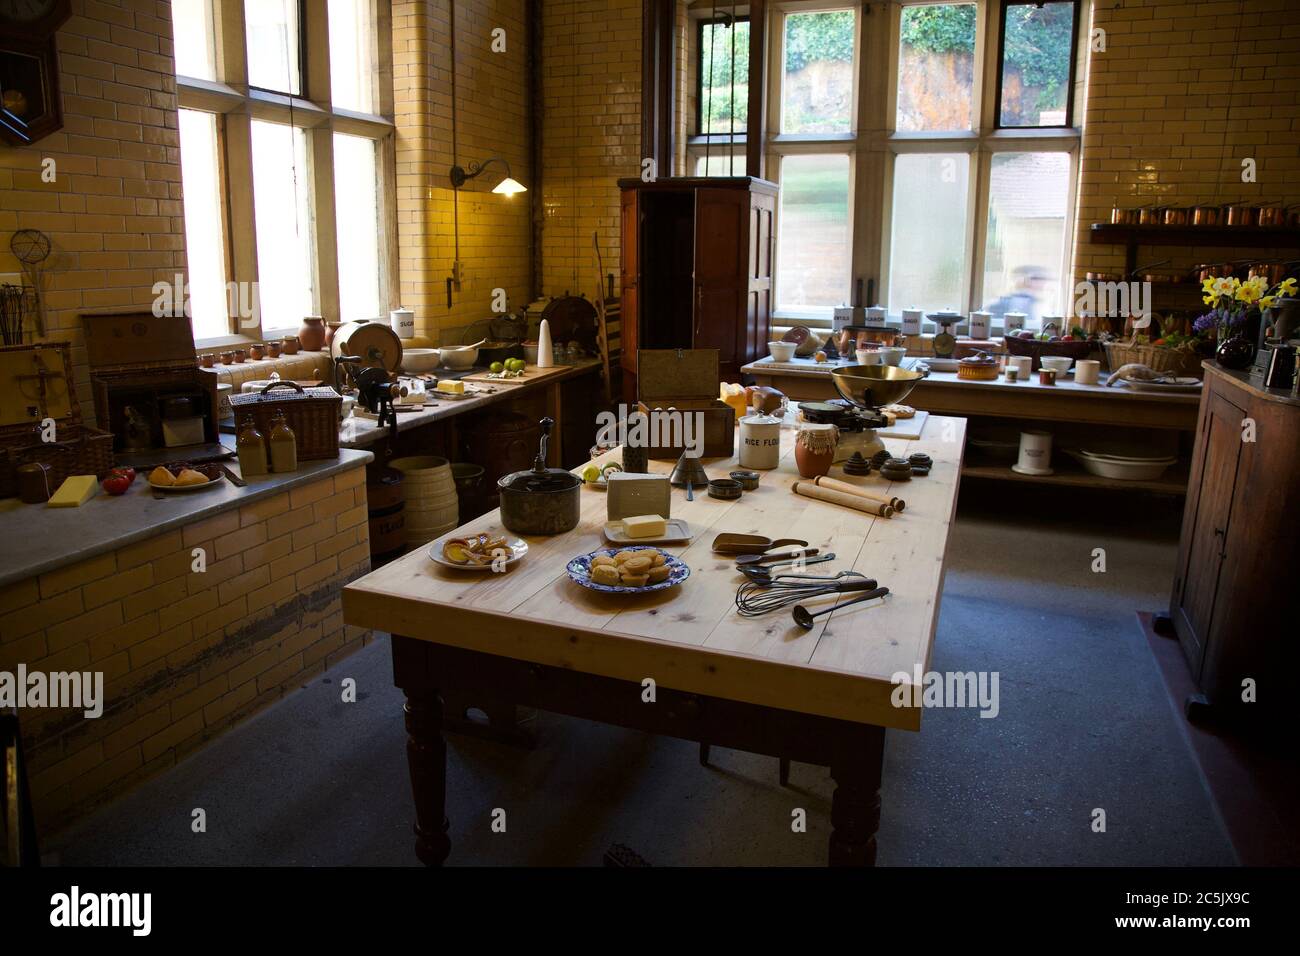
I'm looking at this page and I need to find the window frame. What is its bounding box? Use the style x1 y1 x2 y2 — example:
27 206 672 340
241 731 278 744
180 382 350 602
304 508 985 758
683 0 1087 333
694 13 752 137
175 0 397 348
992 0 1083 131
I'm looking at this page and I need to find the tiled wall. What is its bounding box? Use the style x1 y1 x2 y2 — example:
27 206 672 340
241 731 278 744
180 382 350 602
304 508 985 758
0 466 371 833
392 0 533 343
539 0 642 300
1073 0 1300 281
0 0 185 421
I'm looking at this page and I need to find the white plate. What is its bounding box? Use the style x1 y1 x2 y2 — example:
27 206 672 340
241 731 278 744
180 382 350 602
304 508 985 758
601 518 693 545
1118 377 1203 393
428 533 528 570
149 473 226 493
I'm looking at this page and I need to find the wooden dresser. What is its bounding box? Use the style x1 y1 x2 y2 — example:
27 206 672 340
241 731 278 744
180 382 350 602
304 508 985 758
618 176 777 402
1168 362 1300 717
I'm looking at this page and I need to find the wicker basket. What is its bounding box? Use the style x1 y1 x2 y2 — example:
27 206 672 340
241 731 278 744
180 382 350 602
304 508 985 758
1002 327 1097 371
1102 339 1205 378
229 382 341 461
0 423 115 498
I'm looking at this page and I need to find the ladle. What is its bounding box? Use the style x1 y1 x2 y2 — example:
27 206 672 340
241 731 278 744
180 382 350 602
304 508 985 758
792 586 890 630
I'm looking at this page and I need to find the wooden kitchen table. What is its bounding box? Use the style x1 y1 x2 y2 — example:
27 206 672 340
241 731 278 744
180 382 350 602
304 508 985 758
342 417 967 866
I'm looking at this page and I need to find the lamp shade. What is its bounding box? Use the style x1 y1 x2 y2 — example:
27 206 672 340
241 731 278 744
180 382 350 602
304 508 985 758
492 176 527 196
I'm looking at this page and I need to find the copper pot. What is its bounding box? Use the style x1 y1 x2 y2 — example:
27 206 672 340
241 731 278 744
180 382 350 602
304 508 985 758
1192 204 1221 226
1256 203 1284 227
1162 207 1190 226
1138 206 1163 226
1248 262 1287 286
1286 205 1300 228
1225 203 1256 227
1111 205 1139 225
1194 263 1234 282
1086 270 1123 282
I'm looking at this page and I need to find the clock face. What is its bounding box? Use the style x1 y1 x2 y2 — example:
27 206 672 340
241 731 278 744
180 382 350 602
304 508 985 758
0 0 57 24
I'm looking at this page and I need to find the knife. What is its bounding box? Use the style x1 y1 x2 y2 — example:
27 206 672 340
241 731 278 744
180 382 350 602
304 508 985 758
221 465 247 487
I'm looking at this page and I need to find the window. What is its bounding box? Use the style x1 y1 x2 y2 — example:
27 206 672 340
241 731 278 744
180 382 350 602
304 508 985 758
245 0 302 95
172 0 217 81
251 121 315 328
684 1 1083 329
896 3 976 132
177 110 228 338
997 1 1080 128
777 154 851 312
173 1 393 343
697 16 749 135
781 10 855 135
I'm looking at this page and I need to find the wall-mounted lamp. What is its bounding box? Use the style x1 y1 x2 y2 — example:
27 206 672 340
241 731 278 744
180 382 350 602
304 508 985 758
449 157 527 195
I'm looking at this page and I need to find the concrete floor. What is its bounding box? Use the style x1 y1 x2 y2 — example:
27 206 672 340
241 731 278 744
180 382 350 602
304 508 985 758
50 485 1236 866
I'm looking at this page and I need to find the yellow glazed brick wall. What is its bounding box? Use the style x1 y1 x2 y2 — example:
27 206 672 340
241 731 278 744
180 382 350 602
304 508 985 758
392 0 533 343
0 468 372 834
0 0 186 423
540 0 642 300
1073 0 1300 282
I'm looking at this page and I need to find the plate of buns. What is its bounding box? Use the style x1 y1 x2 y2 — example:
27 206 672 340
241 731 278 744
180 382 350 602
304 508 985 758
148 462 225 493
566 546 690 594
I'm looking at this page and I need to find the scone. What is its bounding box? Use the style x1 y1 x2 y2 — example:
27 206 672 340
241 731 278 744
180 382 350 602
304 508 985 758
591 564 621 586
149 466 176 486
174 468 210 486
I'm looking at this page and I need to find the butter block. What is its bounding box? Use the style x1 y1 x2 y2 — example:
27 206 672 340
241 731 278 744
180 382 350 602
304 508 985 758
622 514 666 539
607 472 671 522
47 475 98 508
436 379 465 394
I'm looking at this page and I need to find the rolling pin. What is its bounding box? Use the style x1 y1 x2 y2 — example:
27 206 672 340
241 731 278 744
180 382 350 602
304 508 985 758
793 480 894 518
814 475 906 513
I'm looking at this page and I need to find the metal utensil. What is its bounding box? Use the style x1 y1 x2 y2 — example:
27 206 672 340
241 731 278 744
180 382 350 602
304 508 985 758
221 465 247 487
685 481 693 501
734 547 821 566
735 573 876 618
792 586 890 630
740 554 835 583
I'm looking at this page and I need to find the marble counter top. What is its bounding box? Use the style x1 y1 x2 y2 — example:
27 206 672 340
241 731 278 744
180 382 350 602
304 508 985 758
0 449 374 588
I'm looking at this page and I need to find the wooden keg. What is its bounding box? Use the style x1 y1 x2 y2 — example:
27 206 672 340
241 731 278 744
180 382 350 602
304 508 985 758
388 455 458 548
330 319 403 372
459 412 540 510
366 465 405 566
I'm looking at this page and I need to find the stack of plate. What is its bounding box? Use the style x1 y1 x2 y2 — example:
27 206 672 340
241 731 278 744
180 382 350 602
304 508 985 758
1068 441 1177 481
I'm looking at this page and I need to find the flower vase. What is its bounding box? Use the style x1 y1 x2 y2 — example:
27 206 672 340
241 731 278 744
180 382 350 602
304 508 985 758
1215 334 1254 370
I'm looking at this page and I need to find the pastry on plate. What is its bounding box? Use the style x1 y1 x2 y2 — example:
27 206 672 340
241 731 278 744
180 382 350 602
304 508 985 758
174 468 211 487
149 466 176 486
957 351 999 381
883 403 915 419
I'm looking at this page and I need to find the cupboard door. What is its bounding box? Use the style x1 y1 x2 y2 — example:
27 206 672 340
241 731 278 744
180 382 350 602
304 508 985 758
619 189 639 376
694 188 748 368
1177 390 1245 678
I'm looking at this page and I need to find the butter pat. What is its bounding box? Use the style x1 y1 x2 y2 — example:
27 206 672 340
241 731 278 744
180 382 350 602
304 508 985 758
622 514 666 539
47 475 98 507
436 379 465 394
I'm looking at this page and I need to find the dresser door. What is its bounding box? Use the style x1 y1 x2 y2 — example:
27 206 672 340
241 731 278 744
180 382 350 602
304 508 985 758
1176 390 1245 678
693 187 749 373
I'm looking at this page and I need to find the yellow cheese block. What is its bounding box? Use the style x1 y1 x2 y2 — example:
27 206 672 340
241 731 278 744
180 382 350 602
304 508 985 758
622 514 666 539
436 379 465 394
47 475 98 507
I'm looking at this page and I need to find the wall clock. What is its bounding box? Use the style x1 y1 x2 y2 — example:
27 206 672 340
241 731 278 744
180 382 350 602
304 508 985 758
0 0 72 40
0 0 70 146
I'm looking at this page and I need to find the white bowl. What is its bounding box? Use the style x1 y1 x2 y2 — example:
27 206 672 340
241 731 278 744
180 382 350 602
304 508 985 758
439 347 478 369
854 349 884 366
878 346 907 366
1069 450 1175 481
768 341 796 362
1040 355 1074 374
401 348 440 373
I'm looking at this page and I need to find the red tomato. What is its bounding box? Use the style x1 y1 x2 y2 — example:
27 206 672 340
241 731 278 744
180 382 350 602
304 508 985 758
109 466 136 483
102 473 133 496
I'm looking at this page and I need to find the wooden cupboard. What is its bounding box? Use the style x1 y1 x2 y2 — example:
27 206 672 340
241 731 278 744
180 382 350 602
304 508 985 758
1168 363 1300 717
618 177 777 402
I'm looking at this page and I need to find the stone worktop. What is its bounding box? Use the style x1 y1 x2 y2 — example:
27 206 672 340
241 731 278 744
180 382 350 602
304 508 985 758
0 450 374 588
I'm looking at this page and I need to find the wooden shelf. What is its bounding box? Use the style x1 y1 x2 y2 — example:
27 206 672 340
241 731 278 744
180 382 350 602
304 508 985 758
1090 223 1300 248
961 461 1189 495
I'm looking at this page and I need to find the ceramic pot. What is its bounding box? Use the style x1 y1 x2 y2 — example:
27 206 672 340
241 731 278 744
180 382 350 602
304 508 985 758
268 341 282 358
324 321 344 350
199 353 215 368
219 351 235 365
1215 334 1255 370
298 316 327 352
282 336 300 355
795 423 838 479
233 348 247 363
249 343 265 360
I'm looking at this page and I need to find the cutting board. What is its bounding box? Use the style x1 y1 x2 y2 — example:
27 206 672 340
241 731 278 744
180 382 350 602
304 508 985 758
876 410 929 440
458 363 555 384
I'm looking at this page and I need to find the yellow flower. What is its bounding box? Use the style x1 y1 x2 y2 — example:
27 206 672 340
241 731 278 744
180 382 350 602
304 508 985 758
1203 293 1216 305
1261 296 1276 309
1201 277 1216 293
1280 277 1298 297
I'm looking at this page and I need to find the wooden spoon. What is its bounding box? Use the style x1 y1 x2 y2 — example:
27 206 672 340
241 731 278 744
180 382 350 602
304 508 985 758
711 533 810 555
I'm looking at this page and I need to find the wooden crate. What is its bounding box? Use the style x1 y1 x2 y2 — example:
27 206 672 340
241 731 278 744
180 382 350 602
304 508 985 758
636 349 736 460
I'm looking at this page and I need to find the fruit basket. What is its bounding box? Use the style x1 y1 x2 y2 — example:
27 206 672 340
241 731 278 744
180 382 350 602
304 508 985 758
1002 323 1096 371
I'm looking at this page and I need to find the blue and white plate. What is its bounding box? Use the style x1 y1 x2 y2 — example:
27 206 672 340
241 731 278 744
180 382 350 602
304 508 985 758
566 547 690 594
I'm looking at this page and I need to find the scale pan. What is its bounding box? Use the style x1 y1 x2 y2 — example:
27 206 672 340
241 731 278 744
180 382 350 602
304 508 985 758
830 364 925 409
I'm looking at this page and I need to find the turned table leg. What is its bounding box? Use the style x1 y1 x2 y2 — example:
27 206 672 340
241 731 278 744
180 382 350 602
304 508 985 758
404 689 451 866
828 727 885 867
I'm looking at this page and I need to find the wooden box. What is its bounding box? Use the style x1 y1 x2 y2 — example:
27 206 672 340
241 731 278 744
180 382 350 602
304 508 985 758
81 311 221 456
636 348 735 460
0 342 114 497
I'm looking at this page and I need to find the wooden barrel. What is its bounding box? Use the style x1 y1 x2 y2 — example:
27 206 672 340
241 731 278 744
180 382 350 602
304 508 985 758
460 412 540 510
389 455 458 548
366 465 405 566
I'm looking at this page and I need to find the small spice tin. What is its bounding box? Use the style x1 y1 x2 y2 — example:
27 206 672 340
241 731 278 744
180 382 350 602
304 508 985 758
1038 368 1057 385
708 478 743 500
729 470 760 490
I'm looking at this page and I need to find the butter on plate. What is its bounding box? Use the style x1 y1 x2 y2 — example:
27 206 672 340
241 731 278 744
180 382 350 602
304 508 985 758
621 514 666 539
